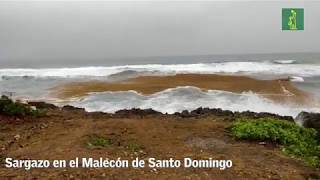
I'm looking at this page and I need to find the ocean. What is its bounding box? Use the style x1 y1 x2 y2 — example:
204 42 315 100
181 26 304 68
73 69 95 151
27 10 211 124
1 53 320 117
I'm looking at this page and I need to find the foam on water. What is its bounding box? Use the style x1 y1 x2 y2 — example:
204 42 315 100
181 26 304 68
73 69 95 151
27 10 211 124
1 61 320 78
1 61 320 116
289 76 305 82
69 86 320 117
0 67 121 78
273 60 297 64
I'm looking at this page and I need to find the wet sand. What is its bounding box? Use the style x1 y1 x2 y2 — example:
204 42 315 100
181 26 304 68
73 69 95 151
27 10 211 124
53 74 310 104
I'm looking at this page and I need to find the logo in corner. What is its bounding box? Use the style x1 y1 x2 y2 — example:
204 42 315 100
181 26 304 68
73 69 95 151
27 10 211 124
282 8 304 30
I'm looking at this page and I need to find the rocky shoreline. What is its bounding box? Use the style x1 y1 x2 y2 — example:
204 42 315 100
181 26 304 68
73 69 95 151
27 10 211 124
28 100 294 120
28 100 320 130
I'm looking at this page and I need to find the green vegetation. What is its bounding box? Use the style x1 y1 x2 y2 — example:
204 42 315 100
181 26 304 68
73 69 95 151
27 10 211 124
87 134 111 148
127 142 143 152
0 154 5 166
228 117 320 167
86 134 144 154
0 154 4 163
0 96 45 117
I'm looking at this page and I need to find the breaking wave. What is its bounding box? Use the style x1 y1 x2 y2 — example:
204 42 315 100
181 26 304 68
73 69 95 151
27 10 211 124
288 76 305 82
1 61 320 116
273 60 297 64
1 61 320 79
69 86 320 117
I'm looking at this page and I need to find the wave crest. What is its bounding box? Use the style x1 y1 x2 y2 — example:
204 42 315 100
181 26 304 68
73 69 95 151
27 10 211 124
273 60 297 64
69 86 319 116
1 62 320 78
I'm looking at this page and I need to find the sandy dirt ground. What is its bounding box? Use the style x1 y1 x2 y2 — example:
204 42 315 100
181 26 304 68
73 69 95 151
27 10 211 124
0 108 319 179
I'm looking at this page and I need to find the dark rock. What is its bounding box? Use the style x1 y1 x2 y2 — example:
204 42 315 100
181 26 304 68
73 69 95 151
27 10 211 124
172 107 293 121
115 108 162 117
180 110 190 117
190 107 211 115
174 107 235 118
28 101 58 109
295 111 320 130
62 105 85 111
235 111 294 122
209 108 234 116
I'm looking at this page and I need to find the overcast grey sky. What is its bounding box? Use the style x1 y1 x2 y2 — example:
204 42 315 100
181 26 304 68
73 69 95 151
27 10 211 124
0 1 319 62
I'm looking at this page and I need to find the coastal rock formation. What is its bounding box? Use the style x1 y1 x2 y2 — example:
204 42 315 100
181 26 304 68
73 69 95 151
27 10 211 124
28 101 58 109
296 111 320 130
115 108 162 117
173 107 294 122
62 105 85 111
234 111 294 122
0 97 295 122
24 100 295 121
175 108 234 118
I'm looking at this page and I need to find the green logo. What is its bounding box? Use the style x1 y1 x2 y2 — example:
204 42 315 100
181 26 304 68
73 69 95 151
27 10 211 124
282 8 304 30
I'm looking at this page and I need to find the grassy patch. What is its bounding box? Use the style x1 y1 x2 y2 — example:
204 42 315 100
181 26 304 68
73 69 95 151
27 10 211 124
87 134 111 148
0 96 45 118
228 117 320 167
127 142 143 152
0 154 5 165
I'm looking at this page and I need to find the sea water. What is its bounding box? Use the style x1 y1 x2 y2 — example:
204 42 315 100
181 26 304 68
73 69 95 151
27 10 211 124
1 53 320 117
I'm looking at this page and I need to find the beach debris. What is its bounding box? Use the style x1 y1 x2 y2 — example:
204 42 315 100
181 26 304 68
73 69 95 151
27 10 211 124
258 142 267 145
151 168 158 174
39 123 48 129
14 134 21 141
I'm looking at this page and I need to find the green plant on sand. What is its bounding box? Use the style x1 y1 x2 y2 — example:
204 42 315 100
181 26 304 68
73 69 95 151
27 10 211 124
228 117 320 167
127 142 143 152
0 154 5 164
0 95 45 117
87 134 111 148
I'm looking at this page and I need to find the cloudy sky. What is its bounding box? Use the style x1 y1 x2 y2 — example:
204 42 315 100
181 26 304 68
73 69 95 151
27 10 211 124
0 1 319 63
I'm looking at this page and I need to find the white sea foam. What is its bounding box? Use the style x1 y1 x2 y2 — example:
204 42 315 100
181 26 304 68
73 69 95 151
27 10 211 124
273 60 297 64
0 67 122 78
1 61 320 78
2 62 320 116
69 86 320 117
289 76 305 82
